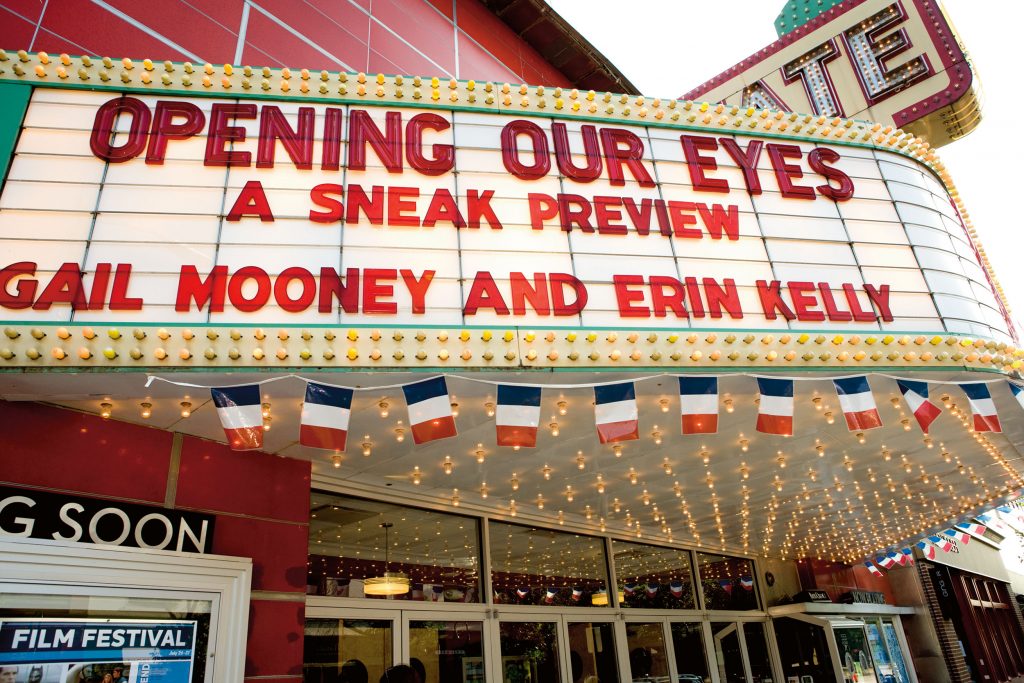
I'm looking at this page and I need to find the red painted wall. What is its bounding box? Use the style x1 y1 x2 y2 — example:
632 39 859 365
0 0 570 87
0 399 312 683
797 558 899 604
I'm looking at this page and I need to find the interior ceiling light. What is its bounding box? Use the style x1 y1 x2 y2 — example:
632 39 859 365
363 521 410 596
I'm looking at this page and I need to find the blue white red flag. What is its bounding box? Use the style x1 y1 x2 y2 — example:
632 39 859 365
670 581 684 598
916 541 937 560
594 382 639 443
865 561 883 577
544 587 558 604
495 384 541 447
896 380 941 434
211 384 263 450
718 579 733 595
571 587 583 602
300 382 353 451
877 553 898 569
739 576 754 591
833 376 882 431
515 587 529 599
403 377 457 444
646 583 660 597
900 548 915 566
945 528 971 544
1009 382 1024 412
956 522 987 537
624 583 637 597
929 535 954 552
756 378 793 435
960 383 1001 433
678 376 718 434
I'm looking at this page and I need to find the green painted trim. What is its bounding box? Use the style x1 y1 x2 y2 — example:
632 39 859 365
0 81 30 185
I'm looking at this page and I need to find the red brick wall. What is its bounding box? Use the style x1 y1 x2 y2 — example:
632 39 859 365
0 399 312 683
0 0 570 86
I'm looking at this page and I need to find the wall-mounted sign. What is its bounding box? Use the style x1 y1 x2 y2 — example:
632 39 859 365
684 0 980 147
0 619 196 683
927 563 959 618
794 589 833 602
0 486 214 553
0 88 1007 344
838 589 887 604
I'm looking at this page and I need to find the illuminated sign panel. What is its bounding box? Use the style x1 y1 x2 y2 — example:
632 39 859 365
685 0 981 147
0 88 1007 344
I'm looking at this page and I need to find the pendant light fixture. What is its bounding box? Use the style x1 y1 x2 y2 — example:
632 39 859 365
364 522 410 596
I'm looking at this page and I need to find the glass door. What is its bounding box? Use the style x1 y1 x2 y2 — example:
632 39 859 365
711 622 746 683
495 613 566 683
402 610 487 683
566 620 620 683
668 621 712 683
622 621 671 682
833 625 878 683
304 607 400 683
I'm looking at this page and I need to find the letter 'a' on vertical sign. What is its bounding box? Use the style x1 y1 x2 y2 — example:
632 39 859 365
402 377 457 444
210 384 264 450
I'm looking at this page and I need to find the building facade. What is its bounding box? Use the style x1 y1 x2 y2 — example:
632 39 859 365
1 2 1023 683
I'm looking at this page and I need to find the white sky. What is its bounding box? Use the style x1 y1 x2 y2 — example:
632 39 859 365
547 0 1024 334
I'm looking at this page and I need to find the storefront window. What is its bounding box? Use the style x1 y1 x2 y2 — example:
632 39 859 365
625 622 670 681
696 553 759 611
499 622 561 683
773 617 833 682
670 622 710 683
408 620 484 683
489 521 608 606
308 492 482 602
611 539 696 609
567 622 619 683
303 618 393 683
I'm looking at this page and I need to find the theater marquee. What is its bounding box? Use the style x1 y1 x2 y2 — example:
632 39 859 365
0 54 1014 370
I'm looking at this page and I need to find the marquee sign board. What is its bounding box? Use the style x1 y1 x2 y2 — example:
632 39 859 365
0 55 1013 371
684 0 981 148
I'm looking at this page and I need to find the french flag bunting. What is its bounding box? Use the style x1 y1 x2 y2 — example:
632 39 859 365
956 522 987 537
929 535 954 552
900 548 915 566
877 553 897 569
897 380 941 434
594 382 639 443
718 579 733 595
678 376 718 434
403 377 457 444
210 385 264 450
495 384 542 447
646 583 660 597
865 561 883 577
1010 382 1024 412
916 541 937 560
515 587 530 599
624 583 637 597
739 576 754 591
960 383 1001 433
299 382 353 451
756 378 794 435
944 528 971 544
670 581 684 598
571 587 583 602
544 587 558 604
834 376 882 431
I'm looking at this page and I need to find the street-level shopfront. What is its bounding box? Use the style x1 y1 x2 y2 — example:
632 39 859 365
2 31 1024 683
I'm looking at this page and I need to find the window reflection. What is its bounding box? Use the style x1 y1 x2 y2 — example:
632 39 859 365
697 553 759 611
612 539 696 609
308 492 481 602
489 521 608 607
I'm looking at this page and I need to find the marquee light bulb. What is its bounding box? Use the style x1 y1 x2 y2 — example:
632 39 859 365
140 402 152 419
484 401 495 417
510 473 519 491
557 400 568 416
442 456 453 474
576 451 586 470
394 428 405 443
659 398 670 413
450 402 459 417
362 442 372 457
412 466 421 485
542 464 552 480
724 398 734 413
332 455 342 468
100 402 112 419
378 400 389 418
824 412 835 424
263 417 271 431
261 402 271 418
179 401 192 418
549 422 559 437
475 448 486 464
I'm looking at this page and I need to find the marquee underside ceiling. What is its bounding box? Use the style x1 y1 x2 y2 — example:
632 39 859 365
3 368 1021 563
